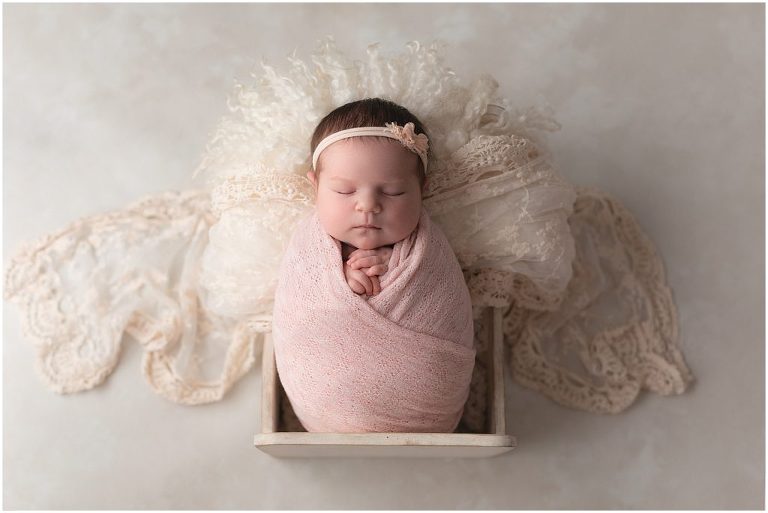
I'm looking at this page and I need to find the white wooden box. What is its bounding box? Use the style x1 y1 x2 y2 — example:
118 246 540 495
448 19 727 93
254 307 516 458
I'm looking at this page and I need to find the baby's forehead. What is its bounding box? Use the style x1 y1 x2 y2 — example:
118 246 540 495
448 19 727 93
328 136 404 156
319 137 419 174
326 175 406 185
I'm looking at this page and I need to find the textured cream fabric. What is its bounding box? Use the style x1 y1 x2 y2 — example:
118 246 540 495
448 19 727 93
3 37 694 415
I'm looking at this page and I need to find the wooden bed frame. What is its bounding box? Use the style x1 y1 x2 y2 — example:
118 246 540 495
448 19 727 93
254 307 516 458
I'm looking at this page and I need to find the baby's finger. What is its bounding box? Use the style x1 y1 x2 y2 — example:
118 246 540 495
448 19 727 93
364 264 388 276
348 277 366 295
349 255 383 269
370 275 381 296
347 249 376 262
352 269 373 296
363 275 373 296
349 274 369 295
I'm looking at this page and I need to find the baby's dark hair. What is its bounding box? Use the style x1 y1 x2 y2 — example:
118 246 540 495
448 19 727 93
310 98 430 189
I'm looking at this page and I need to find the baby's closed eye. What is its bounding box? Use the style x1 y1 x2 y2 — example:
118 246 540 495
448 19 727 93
333 190 405 196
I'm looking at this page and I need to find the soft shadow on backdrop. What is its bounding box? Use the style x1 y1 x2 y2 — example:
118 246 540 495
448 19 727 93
3 3 764 509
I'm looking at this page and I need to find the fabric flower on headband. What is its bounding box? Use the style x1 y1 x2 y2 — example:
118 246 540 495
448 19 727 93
384 122 429 157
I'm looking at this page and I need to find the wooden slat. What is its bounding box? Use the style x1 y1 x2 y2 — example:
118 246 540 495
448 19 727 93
492 307 506 435
253 432 516 459
484 308 495 433
260 333 278 434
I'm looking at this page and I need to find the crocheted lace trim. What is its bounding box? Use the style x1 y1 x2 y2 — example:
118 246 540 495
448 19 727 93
426 134 542 199
4 191 259 404
210 170 315 217
507 186 694 413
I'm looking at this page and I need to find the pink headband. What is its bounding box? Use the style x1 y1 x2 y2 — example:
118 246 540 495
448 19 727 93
312 122 429 173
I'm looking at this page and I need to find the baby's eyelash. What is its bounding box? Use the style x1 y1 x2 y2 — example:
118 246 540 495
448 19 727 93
333 191 405 196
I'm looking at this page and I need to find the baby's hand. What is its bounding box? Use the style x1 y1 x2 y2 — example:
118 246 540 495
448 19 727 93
346 246 393 277
344 264 381 296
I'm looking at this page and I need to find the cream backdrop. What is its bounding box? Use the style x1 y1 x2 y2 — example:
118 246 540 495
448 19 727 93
3 3 763 509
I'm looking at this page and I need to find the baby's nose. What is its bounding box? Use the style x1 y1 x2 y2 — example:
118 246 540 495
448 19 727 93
356 201 381 213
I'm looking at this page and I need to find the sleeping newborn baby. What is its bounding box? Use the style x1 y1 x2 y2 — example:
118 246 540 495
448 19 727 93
308 110 427 298
272 98 476 433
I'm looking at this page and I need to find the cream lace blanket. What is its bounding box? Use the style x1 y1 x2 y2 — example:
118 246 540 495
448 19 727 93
4 38 694 415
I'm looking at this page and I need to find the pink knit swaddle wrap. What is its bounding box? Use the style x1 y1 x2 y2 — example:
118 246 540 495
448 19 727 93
272 207 476 433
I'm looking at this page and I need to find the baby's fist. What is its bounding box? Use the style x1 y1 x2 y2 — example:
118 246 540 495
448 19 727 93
344 263 381 296
346 246 393 277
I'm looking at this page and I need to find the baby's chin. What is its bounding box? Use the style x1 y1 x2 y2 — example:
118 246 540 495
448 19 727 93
348 240 385 250
325 223 416 249
345 235 394 250
339 229 401 250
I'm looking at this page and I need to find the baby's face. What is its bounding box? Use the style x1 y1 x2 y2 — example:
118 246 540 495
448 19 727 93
307 138 427 250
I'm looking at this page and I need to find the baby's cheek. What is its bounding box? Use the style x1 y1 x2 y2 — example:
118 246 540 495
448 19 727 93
391 202 421 238
316 201 349 237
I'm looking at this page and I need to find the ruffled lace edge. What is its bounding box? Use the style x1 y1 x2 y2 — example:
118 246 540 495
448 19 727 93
506 186 695 413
